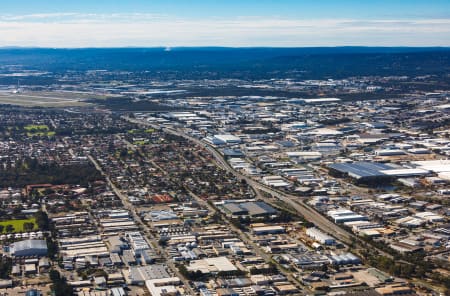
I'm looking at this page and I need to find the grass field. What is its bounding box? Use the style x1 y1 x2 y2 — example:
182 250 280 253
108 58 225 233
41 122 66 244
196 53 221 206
27 131 56 137
128 128 155 134
0 218 38 233
24 124 56 137
24 124 49 131
133 140 148 145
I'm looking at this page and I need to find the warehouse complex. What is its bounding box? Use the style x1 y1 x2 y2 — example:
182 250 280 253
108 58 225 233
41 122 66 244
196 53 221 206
10 239 48 257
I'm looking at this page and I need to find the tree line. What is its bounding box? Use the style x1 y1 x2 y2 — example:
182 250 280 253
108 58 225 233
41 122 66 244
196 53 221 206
0 158 102 187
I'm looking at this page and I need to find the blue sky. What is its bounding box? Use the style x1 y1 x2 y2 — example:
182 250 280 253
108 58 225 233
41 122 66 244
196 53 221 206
2 0 450 19
0 0 449 47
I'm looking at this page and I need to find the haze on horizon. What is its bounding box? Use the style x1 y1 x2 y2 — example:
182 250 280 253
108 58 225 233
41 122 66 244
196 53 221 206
1 0 450 48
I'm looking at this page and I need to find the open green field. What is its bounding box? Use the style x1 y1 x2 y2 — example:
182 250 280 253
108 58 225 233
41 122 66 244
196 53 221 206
133 140 148 145
24 124 56 137
0 218 38 233
27 131 56 137
128 128 155 134
24 124 49 131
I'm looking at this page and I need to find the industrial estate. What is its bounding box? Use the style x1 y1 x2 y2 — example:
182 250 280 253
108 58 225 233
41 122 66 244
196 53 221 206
0 48 449 296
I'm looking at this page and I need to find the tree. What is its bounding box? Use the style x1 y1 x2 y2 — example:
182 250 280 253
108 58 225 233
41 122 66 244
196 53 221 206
49 269 61 282
34 210 49 231
12 206 23 215
158 237 169 246
47 237 58 260
23 222 35 232
0 256 12 279
119 148 128 158
5 225 14 233
0 225 4 234
49 269 72 296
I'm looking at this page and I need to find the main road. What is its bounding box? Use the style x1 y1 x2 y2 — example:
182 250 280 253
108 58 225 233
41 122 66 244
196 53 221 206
124 117 398 261
87 154 197 296
111 132 309 293
124 117 355 244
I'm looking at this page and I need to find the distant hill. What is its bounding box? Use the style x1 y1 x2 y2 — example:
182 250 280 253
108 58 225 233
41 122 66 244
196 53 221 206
0 47 449 79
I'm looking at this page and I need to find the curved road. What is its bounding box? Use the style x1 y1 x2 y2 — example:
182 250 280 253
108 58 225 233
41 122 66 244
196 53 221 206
124 117 393 258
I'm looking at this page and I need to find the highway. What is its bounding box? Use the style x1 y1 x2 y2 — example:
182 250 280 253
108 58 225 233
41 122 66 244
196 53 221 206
125 117 355 243
117 131 308 292
123 117 394 259
162 125 392 256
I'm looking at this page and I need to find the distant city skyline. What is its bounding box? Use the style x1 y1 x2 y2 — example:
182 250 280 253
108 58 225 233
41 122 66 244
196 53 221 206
1 0 449 47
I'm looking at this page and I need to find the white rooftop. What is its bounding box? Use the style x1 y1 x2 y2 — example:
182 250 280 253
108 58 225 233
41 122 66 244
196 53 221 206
412 160 450 173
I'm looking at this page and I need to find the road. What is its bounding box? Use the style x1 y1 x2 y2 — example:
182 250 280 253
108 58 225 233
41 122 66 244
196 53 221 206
124 117 355 243
187 189 309 294
87 154 196 296
116 131 308 293
124 117 394 259
163 124 390 255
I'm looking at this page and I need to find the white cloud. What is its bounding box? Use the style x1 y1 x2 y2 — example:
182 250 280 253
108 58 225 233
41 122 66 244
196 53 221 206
0 13 449 47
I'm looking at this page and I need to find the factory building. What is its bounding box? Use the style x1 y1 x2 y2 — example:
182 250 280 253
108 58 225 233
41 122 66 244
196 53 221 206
126 232 150 257
328 252 361 266
327 161 427 184
10 239 48 257
306 228 335 245
251 225 285 235
327 209 368 224
205 134 242 145
374 149 406 156
222 201 277 218
328 161 394 182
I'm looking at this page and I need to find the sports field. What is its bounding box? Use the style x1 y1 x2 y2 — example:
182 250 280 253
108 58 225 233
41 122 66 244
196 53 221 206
24 124 56 137
0 218 38 233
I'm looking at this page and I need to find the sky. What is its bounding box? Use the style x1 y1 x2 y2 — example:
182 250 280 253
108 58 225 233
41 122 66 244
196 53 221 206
0 0 449 47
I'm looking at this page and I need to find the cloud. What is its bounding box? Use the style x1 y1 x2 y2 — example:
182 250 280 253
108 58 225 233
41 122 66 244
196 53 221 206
0 13 169 23
0 13 449 47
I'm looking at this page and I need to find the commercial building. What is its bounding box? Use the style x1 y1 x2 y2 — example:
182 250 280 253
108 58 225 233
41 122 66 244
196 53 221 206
145 277 181 296
302 98 341 104
126 232 150 256
306 228 335 245
128 265 170 285
207 135 242 145
380 168 430 178
328 253 361 265
327 209 368 224
187 256 237 274
10 239 47 257
328 161 395 183
59 236 108 259
375 284 413 295
286 151 322 161
262 176 291 187
251 225 285 235
374 149 406 156
222 201 277 217
411 160 450 173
